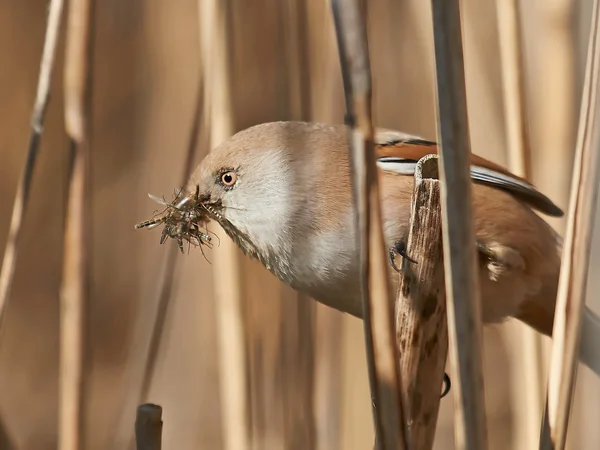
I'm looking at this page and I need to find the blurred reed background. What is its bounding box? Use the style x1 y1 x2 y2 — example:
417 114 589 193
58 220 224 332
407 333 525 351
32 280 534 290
0 0 599 449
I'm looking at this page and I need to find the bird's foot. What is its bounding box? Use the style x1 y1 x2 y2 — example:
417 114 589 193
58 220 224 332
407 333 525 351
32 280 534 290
389 239 417 272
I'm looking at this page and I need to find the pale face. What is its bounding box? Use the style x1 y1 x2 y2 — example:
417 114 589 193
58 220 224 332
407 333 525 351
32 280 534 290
192 146 301 255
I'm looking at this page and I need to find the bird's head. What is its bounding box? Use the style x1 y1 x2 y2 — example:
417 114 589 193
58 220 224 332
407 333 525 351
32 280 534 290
186 121 352 273
136 121 381 314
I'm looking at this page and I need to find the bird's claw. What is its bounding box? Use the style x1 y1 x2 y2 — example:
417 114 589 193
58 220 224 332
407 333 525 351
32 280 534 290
389 239 417 272
441 372 451 398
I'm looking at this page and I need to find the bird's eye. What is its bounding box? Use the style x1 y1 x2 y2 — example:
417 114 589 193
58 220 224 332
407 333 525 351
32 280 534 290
220 171 237 187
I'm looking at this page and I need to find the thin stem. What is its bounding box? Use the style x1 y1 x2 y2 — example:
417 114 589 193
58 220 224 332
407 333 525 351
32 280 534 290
137 75 204 404
199 0 250 449
540 0 600 448
0 0 65 332
429 0 489 448
330 0 408 448
60 0 96 448
496 0 547 446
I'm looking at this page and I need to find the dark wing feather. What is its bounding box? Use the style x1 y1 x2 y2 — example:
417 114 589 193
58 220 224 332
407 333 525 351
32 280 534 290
374 130 564 217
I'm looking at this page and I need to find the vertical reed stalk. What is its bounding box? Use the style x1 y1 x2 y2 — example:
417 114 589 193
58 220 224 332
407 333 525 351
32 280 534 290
60 0 96 449
540 0 600 447
277 1 317 447
429 0 488 448
199 1 250 449
314 307 343 450
496 0 532 177
0 0 65 331
313 21 345 450
330 0 408 448
495 0 546 446
138 76 204 404
535 0 576 235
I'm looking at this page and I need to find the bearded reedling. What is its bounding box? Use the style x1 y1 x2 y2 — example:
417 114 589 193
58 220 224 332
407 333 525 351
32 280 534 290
135 121 600 380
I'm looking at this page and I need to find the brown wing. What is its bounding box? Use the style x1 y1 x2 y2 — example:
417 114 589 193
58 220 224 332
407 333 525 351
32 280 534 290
374 133 564 217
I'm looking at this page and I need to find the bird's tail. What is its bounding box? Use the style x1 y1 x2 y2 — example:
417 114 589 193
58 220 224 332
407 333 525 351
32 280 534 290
518 286 600 377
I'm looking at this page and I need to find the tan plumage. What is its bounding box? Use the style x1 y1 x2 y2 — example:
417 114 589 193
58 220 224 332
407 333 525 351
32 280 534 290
187 121 600 375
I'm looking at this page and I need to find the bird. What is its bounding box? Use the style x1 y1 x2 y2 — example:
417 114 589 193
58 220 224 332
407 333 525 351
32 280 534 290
183 120 600 376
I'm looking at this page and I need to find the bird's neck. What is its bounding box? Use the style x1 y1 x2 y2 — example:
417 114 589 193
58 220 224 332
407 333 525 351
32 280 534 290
217 218 296 283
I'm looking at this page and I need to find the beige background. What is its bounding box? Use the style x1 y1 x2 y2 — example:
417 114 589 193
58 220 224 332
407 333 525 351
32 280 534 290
0 0 599 449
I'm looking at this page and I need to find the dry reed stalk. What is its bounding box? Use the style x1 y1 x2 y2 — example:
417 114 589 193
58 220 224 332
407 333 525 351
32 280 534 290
534 0 576 235
60 0 96 448
137 76 204 405
239 2 317 446
277 1 317 447
495 0 546 446
314 306 343 450
278 0 311 119
496 0 531 177
531 0 577 440
0 0 65 331
330 0 408 448
135 404 163 450
429 0 488 448
199 1 250 449
59 1 95 450
313 23 344 450
540 0 600 448
395 154 448 450
60 0 95 449
531 4 576 443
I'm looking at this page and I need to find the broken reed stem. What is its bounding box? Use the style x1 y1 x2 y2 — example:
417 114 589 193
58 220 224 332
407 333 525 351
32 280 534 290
138 75 204 405
429 0 488 448
495 0 546 447
0 0 65 332
540 0 600 448
60 0 95 449
135 404 163 450
200 1 250 449
395 154 448 450
330 0 408 449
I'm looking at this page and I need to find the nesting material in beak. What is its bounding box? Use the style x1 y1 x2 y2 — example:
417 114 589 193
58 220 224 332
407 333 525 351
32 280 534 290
134 185 219 255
